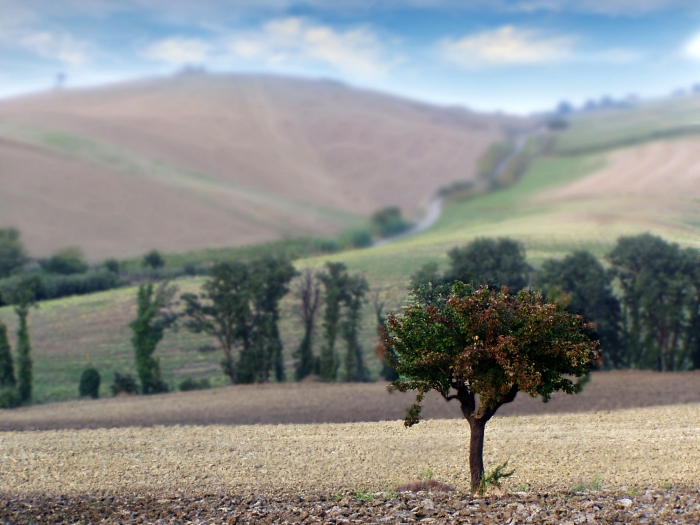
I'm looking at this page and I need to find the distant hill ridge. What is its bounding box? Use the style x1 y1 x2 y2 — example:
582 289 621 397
0 74 519 259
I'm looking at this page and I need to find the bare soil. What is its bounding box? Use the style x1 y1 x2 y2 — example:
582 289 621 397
1 370 698 431
2 489 699 524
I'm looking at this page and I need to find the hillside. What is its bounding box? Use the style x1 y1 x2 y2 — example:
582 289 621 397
4 91 700 404
0 74 517 260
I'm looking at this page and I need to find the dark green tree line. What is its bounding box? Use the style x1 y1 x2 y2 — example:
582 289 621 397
181 256 296 384
317 262 369 382
607 234 700 371
536 251 621 368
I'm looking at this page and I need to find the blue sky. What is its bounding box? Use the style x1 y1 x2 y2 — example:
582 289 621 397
2 0 700 113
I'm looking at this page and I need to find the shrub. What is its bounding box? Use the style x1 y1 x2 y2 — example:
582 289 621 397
338 229 373 249
178 377 211 391
110 372 138 396
104 258 120 274
370 207 410 238
0 386 20 409
0 227 27 278
78 367 101 399
39 247 89 275
142 250 165 269
0 270 123 306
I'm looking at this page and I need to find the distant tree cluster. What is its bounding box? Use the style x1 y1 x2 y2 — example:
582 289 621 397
181 256 296 384
412 234 700 371
293 262 372 382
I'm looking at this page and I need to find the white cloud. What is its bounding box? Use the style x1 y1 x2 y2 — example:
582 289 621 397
17 32 90 66
440 26 573 68
226 17 391 77
141 37 212 64
684 33 700 59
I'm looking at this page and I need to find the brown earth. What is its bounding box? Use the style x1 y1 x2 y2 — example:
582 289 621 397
1 370 698 431
0 74 517 259
2 489 699 524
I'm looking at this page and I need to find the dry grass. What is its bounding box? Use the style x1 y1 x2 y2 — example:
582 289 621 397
1 370 698 431
0 74 515 259
2 404 698 496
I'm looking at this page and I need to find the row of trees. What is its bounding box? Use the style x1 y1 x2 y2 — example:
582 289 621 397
413 234 700 371
0 277 37 407
123 258 376 394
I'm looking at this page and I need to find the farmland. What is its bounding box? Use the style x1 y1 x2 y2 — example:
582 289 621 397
5 95 700 402
2 405 698 502
0 74 517 259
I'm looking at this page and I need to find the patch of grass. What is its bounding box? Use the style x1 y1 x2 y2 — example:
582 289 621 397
573 472 603 493
660 481 672 490
480 460 515 495
355 489 374 501
626 486 643 497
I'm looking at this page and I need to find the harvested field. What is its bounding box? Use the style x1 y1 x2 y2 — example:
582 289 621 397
0 370 698 431
1 405 698 496
545 138 700 201
0 74 515 259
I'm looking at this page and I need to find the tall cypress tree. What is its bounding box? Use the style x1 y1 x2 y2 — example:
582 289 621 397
15 300 32 404
0 321 15 388
342 274 369 382
318 262 349 381
130 282 177 394
294 270 321 381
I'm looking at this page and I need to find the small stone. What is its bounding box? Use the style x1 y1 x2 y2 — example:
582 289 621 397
618 498 633 507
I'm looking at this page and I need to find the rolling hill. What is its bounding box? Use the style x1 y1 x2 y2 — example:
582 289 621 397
4 83 700 403
0 73 519 260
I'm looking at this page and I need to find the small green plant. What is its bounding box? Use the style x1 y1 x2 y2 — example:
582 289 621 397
479 460 514 495
355 488 374 501
78 367 101 399
332 492 343 502
419 468 434 482
382 482 399 499
573 472 603 493
626 486 642 497
514 482 529 492
661 481 672 490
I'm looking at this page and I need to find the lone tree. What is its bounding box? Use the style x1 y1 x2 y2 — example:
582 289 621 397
383 282 599 493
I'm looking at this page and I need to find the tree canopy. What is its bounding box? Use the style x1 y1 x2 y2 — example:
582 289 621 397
383 282 599 492
537 251 621 368
608 233 700 371
181 256 296 384
447 238 531 291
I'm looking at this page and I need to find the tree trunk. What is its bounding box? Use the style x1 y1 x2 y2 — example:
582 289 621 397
468 417 487 493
